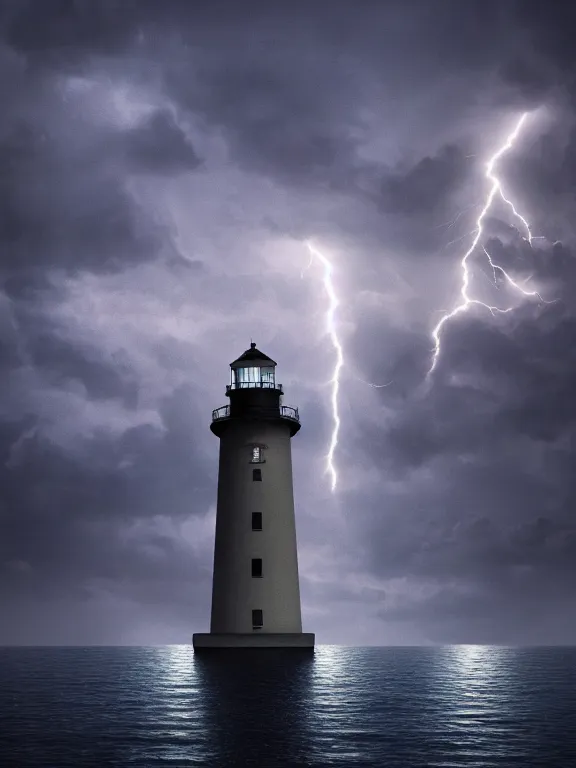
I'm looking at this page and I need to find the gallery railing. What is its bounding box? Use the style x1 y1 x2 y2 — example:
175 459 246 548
212 404 300 423
226 382 283 393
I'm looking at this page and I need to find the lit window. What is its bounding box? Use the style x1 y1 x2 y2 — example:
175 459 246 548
252 609 263 629
251 558 263 578
252 512 262 531
252 468 262 482
250 445 266 464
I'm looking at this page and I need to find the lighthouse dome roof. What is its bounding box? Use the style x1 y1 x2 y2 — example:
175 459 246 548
230 342 277 368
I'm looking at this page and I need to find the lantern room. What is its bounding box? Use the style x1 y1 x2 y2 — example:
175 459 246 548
229 342 278 390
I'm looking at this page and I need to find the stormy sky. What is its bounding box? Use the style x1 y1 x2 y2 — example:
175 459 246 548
1 0 576 645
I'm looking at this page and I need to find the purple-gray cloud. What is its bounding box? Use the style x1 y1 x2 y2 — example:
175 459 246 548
1 0 576 645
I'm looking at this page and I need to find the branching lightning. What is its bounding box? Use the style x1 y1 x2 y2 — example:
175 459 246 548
428 112 550 377
301 113 551 486
482 246 544 302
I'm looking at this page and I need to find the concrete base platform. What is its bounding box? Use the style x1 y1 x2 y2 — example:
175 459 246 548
192 632 315 650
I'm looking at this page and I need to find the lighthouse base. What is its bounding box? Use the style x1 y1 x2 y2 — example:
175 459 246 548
192 632 315 651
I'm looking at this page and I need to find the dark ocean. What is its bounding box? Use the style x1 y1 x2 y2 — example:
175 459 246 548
1 646 575 767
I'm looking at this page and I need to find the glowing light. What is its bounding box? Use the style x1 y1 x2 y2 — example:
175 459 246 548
428 112 548 377
481 246 544 302
498 186 533 244
306 241 343 492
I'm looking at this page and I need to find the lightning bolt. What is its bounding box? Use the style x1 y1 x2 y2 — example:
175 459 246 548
303 242 393 490
428 112 548 377
481 246 544 302
305 241 343 492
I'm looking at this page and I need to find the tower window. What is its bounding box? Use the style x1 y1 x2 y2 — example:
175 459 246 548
250 445 265 463
252 609 263 629
249 443 267 464
252 468 262 481
251 558 263 578
252 512 262 531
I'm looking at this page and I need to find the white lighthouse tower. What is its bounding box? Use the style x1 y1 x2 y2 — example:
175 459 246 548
193 343 314 650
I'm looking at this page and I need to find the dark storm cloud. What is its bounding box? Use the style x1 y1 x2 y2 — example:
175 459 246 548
0 0 141 61
372 143 477 255
2 0 576 645
26 331 139 406
119 110 201 175
514 1 576 78
330 1 576 639
352 260 576 642
380 145 471 217
0 2 212 642
147 1 517 194
0 385 213 606
0 97 198 284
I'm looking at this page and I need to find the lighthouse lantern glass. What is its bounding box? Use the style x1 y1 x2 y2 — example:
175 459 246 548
261 367 275 387
233 366 276 389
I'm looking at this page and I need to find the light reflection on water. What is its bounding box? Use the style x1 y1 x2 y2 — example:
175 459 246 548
1 645 575 766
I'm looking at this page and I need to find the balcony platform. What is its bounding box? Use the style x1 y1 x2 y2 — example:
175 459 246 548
192 633 315 651
211 399 301 437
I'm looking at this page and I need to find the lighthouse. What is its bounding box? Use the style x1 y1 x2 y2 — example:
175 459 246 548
193 343 314 650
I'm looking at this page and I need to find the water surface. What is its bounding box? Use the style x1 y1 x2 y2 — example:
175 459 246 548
1 646 575 766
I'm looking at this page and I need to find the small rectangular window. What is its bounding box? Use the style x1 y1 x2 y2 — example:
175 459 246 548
252 609 263 629
250 446 262 463
252 468 262 482
252 512 262 531
251 558 263 578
